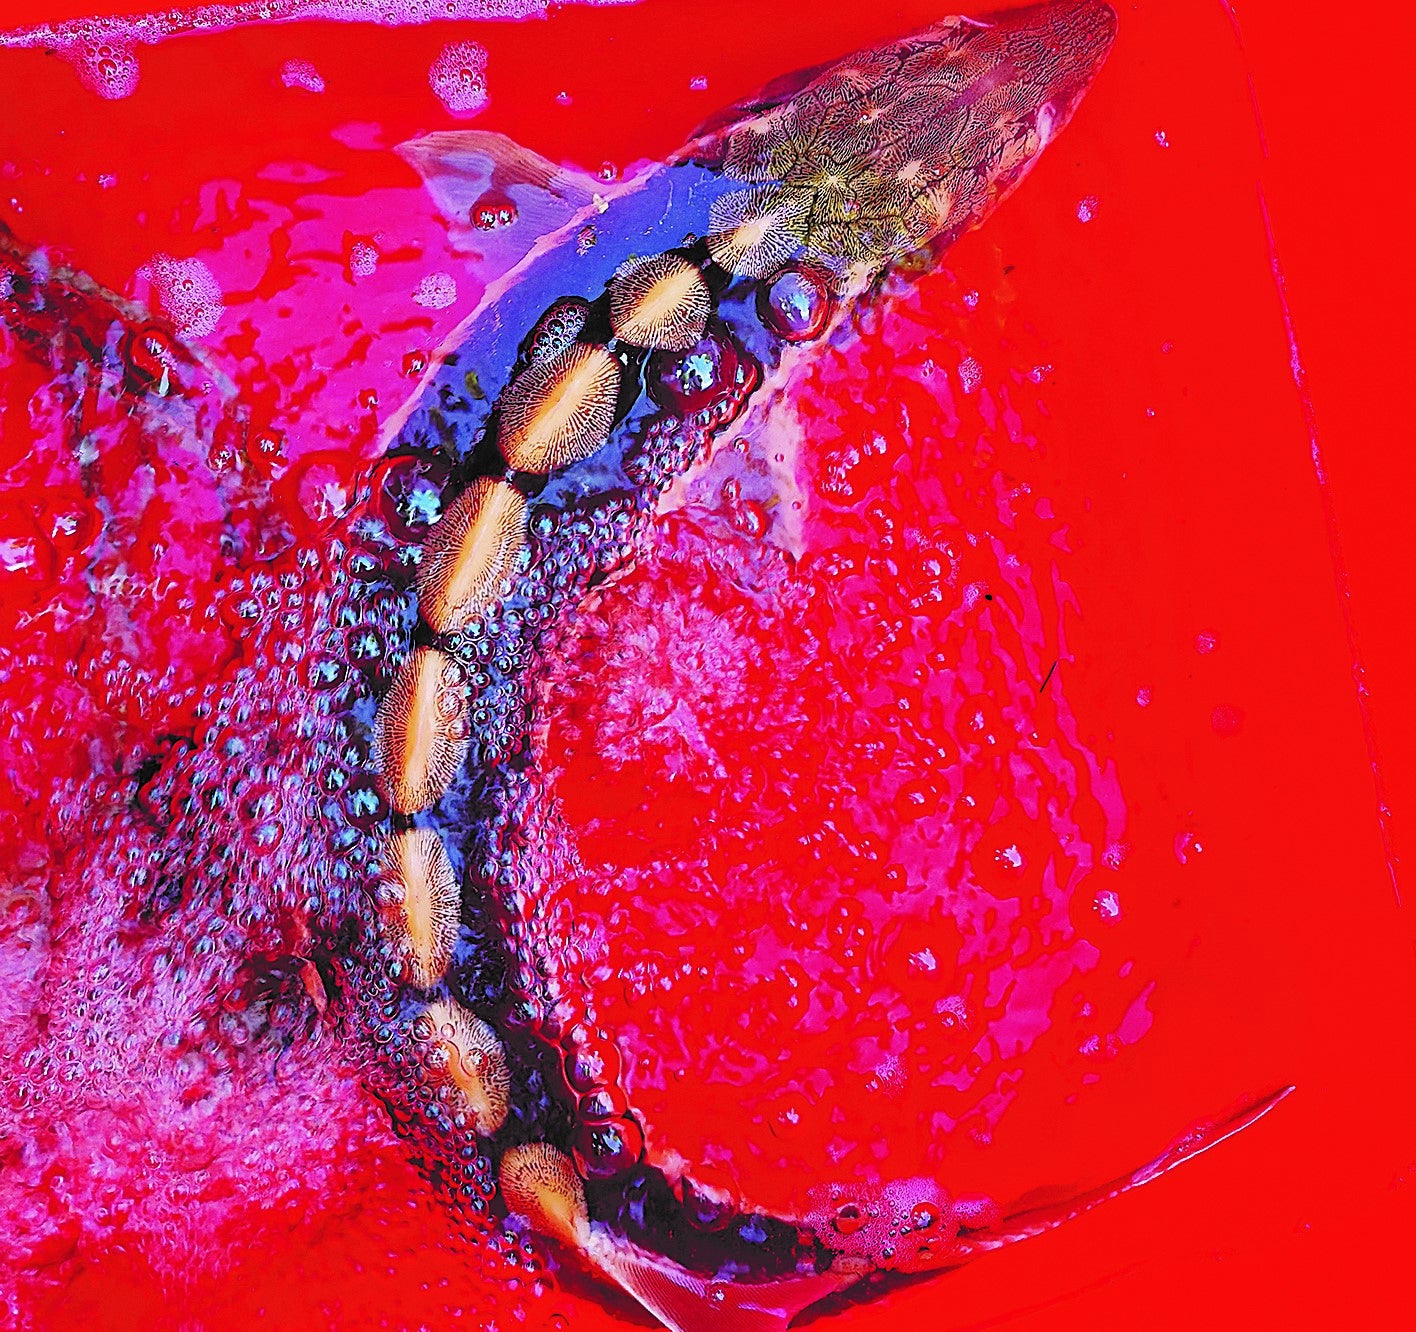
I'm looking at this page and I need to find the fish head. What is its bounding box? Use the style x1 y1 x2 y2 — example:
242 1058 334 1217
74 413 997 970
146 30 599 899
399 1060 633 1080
685 0 1117 291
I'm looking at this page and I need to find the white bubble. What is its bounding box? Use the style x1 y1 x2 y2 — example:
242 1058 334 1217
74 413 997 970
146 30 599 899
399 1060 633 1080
74 39 140 99
1076 195 1098 223
429 40 488 116
1174 831 1202 864
348 239 380 280
281 58 325 93
413 272 458 310
136 255 223 338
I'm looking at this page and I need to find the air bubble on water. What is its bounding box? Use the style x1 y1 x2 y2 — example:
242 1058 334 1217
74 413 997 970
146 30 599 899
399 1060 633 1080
957 356 982 393
935 995 969 1030
1076 195 1098 223
296 462 353 526
429 41 488 116
1155 129 1171 148
467 189 518 231
414 272 458 310
961 580 988 610
1137 686 1152 707
1194 631 1218 654
870 1055 906 1097
1094 888 1121 921
555 90 573 106
280 58 326 92
1174 831 1202 864
70 39 140 99
135 254 223 338
1211 703 1244 737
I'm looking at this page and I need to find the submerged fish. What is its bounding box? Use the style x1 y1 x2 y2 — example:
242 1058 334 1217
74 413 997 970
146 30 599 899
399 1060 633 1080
0 2 1290 1328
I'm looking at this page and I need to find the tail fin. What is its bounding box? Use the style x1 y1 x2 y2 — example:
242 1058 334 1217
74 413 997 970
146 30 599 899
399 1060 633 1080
576 1089 1293 1330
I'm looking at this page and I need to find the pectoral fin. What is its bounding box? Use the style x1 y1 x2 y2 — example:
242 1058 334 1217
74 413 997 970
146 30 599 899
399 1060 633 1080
396 130 601 282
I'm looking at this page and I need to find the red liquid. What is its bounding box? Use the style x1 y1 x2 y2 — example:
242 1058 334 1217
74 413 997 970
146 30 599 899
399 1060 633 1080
0 1 1412 1328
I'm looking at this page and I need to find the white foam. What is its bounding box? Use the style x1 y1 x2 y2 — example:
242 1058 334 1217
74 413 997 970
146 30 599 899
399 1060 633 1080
0 0 641 101
135 254 224 338
413 271 458 309
428 40 488 116
280 57 326 92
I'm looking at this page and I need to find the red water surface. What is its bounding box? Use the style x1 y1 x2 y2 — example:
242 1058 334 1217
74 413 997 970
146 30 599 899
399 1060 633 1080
1 0 1412 1328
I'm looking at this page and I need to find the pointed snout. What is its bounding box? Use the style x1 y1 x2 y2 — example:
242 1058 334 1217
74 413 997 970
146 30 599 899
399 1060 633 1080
680 0 1119 283
995 0 1118 126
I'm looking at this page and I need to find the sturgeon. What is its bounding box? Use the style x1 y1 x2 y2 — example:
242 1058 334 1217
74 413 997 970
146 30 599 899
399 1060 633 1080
0 4 1293 1329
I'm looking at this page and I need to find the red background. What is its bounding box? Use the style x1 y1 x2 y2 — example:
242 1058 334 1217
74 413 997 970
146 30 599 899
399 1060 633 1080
2 0 1412 1327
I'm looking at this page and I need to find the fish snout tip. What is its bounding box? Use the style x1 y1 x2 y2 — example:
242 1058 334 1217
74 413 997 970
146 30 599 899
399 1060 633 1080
1080 0 1120 62
1009 0 1119 142
996 0 1119 63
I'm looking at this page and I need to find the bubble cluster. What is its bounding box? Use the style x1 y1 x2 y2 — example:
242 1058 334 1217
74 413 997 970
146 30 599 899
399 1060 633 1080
806 1178 969 1273
525 297 591 364
69 37 140 99
135 255 223 338
280 58 326 92
346 235 381 280
413 271 459 310
471 189 518 231
429 40 489 117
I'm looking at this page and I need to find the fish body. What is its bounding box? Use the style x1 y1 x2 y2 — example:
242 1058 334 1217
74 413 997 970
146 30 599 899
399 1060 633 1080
0 6 1292 1331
